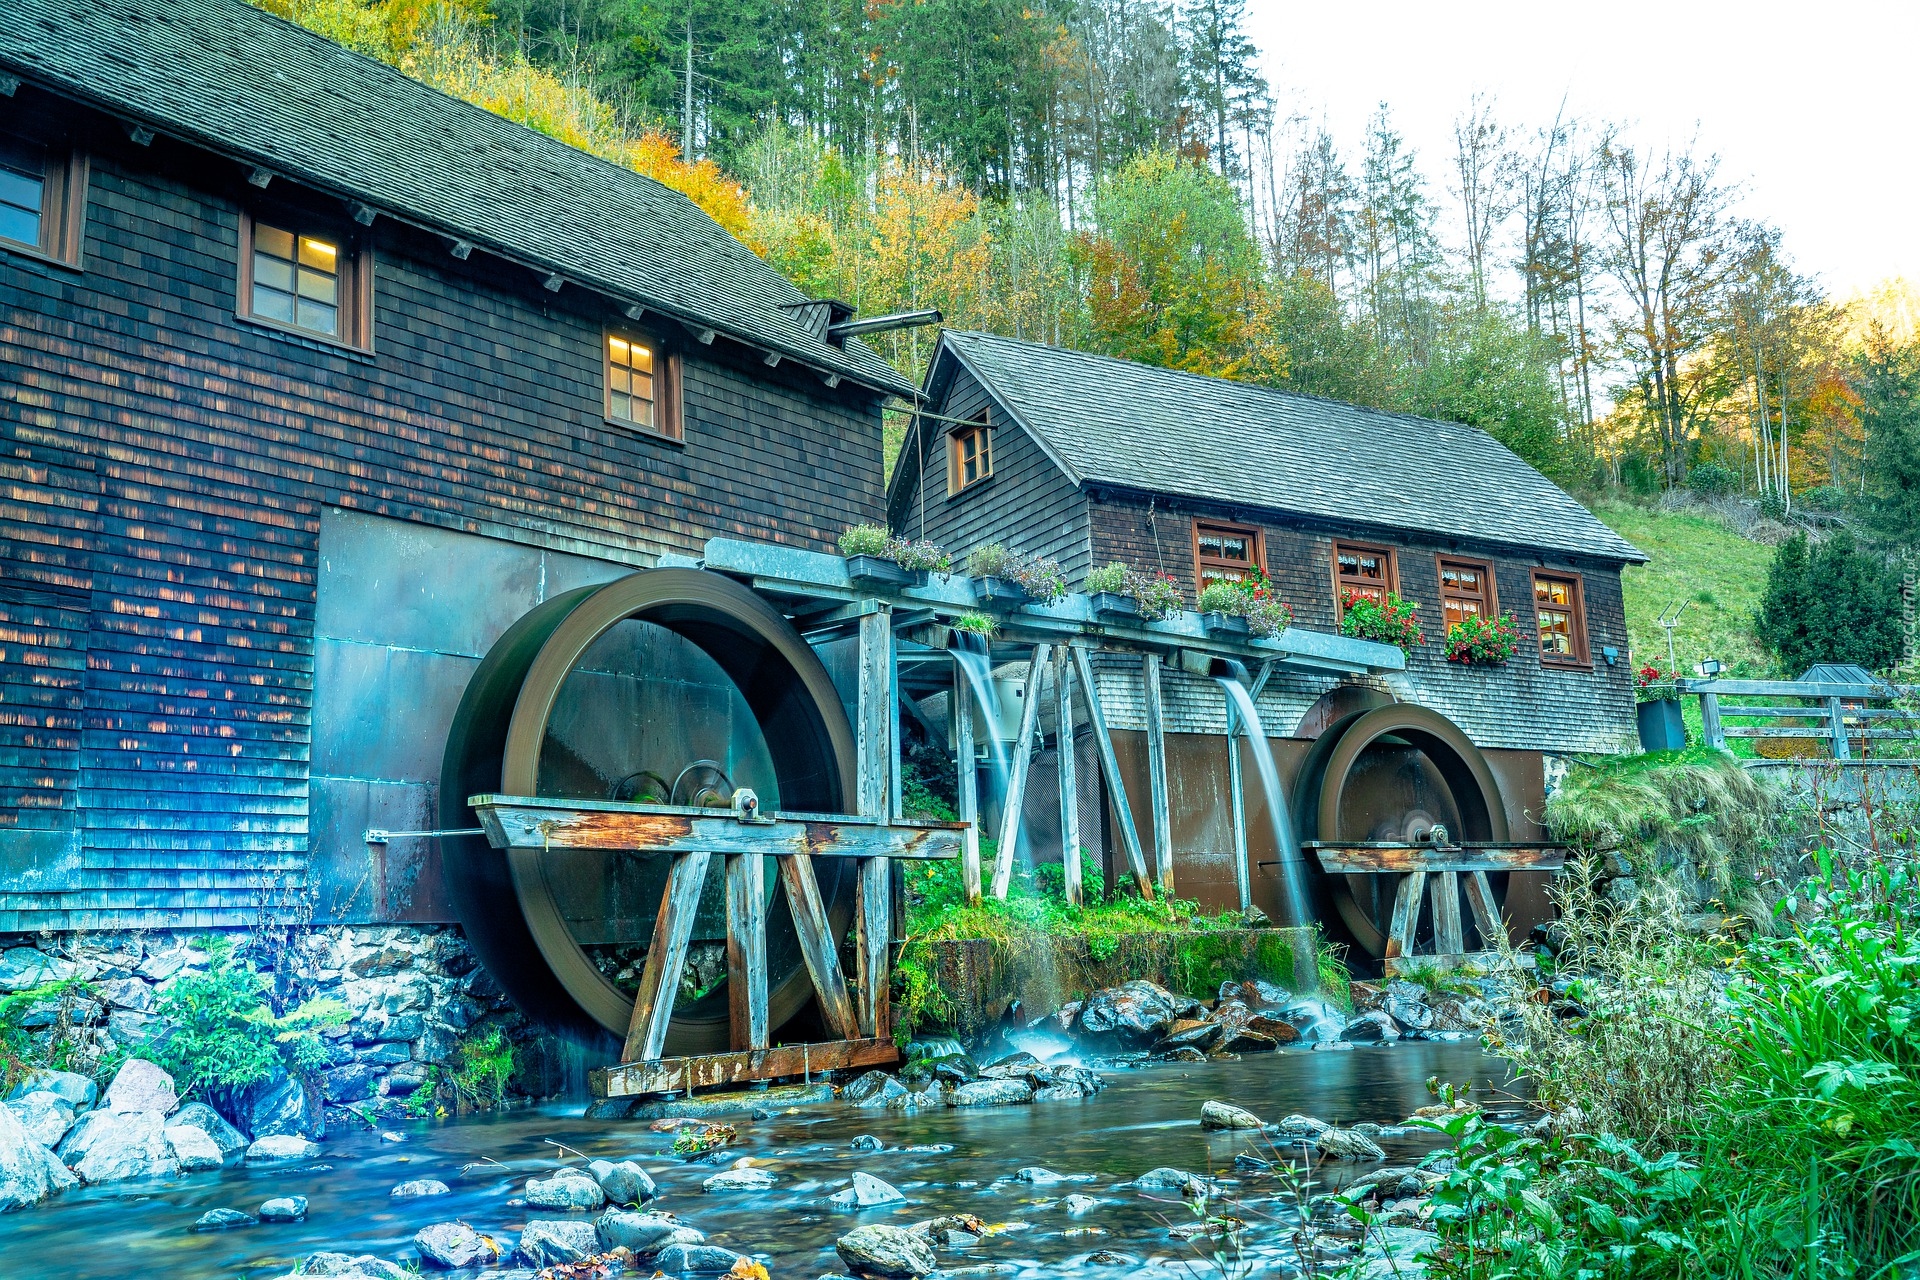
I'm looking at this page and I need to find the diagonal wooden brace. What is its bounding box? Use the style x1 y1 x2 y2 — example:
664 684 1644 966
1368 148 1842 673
623 850 712 1064
778 851 859 1041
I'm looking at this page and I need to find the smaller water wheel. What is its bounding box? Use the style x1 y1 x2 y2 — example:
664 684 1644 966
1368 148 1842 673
1294 703 1513 960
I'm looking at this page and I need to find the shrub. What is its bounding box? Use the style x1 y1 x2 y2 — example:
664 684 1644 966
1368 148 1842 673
1755 531 1904 675
1686 459 1738 498
1799 483 1851 512
836 523 892 557
448 1025 515 1111
1 977 101 1092
1444 612 1519 665
151 955 348 1100
1339 590 1423 653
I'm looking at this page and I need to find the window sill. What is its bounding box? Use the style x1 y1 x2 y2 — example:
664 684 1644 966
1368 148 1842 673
605 415 686 446
946 474 996 503
235 312 376 362
1539 656 1594 672
0 239 84 274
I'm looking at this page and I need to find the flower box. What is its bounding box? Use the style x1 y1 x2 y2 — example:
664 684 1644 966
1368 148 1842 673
1201 611 1250 638
845 555 915 591
974 575 1030 606
1636 697 1686 752
1088 591 1139 622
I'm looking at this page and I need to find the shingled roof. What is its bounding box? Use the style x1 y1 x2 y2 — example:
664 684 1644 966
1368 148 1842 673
926 330 1646 564
0 0 914 397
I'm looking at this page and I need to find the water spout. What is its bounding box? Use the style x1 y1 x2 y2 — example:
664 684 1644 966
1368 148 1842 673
1214 674 1314 929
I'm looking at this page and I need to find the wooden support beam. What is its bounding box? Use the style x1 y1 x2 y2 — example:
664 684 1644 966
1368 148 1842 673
1142 653 1174 895
855 858 891 1040
622 851 712 1064
991 644 1050 899
1386 870 1427 960
889 631 903 823
597 1038 899 1098
778 853 859 1040
955 662 982 905
1463 870 1505 949
725 853 768 1051
1055 646 1082 906
1226 695 1250 913
469 797 961 859
1828 697 1852 760
1071 645 1153 899
1431 871 1464 956
1699 689 1727 750
1304 843 1566 873
857 608 893 820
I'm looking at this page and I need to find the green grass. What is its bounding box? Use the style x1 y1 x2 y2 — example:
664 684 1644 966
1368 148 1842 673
1592 499 1777 679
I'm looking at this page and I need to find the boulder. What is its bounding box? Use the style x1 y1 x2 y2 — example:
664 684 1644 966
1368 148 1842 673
702 1166 775 1191
1341 1010 1401 1043
518 1218 600 1267
1063 1193 1099 1214
1246 1014 1304 1044
321 1063 380 1104
238 1070 325 1140
1033 1083 1086 1102
949 1078 1032 1107
654 1243 745 1273
171 1101 247 1158
1316 1127 1388 1161
835 1223 939 1278
259 1195 309 1222
1076 980 1198 1045
59 1109 176 1183
1014 1167 1071 1184
0 946 75 993
1383 994 1434 1031
246 1134 319 1163
829 1171 905 1207
841 1071 896 1104
910 1212 989 1248
6 1091 75 1147
524 1167 606 1211
391 1178 451 1199
929 1054 979 1084
104 1058 177 1116
414 1221 502 1269
192 1208 256 1231
1133 1167 1211 1197
7 1069 97 1113
1272 1113 1330 1138
588 1157 657 1206
165 1124 225 1172
596 1209 703 1256
1199 1100 1264 1131
853 1077 908 1109
849 1134 884 1153
0 1102 78 1210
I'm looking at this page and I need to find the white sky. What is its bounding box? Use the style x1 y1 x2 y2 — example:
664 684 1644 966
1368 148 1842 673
1245 0 1920 300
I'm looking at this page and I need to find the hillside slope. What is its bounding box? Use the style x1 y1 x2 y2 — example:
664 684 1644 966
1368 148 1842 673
1591 500 1776 679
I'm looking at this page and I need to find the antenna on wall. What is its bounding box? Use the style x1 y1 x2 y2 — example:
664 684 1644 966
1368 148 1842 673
1656 599 1689 673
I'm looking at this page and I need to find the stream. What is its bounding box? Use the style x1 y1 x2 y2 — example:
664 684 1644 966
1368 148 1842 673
0 1041 1505 1279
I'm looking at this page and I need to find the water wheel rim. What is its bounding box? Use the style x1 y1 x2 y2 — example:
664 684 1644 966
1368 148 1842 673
499 568 858 1050
1311 704 1508 958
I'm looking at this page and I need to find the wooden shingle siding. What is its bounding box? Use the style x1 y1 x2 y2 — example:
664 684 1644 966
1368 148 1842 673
0 112 887 931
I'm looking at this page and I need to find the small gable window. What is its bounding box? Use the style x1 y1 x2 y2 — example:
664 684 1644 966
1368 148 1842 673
239 212 370 348
1194 520 1263 588
948 416 992 495
605 331 683 440
1532 570 1589 665
0 130 87 265
1437 557 1495 629
1333 541 1397 617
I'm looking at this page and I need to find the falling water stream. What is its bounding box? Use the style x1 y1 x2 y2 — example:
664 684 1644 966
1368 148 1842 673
1215 673 1315 930
948 633 1012 820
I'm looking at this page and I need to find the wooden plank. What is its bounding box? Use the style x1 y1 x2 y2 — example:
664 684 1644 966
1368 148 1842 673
597 1038 900 1098
1386 871 1426 960
1679 678 1903 699
1463 869 1504 948
469 797 962 859
778 852 859 1040
1828 697 1852 760
955 660 982 905
622 851 712 1065
1308 844 1567 873
1226 696 1250 914
1054 646 1081 906
855 857 891 1040
991 644 1050 900
1720 727 1920 741
1430 870 1464 956
724 853 767 1051
1699 690 1726 750
857 608 893 820
1071 645 1153 899
1142 652 1174 895
1384 950 1534 978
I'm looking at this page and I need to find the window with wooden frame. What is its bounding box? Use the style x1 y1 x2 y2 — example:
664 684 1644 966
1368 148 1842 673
238 211 371 348
0 129 87 266
605 331 683 440
1437 556 1496 629
947 415 992 495
1333 540 1397 617
1193 519 1264 588
1532 569 1589 665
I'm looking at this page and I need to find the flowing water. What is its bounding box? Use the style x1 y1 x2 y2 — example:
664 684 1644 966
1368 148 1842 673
949 638 1013 827
1216 675 1314 929
0 1043 1508 1280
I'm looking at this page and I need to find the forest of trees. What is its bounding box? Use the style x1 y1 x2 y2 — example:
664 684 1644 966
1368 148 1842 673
259 0 1920 541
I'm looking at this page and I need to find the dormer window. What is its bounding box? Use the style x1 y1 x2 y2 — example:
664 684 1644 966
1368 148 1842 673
948 415 992 495
605 331 683 440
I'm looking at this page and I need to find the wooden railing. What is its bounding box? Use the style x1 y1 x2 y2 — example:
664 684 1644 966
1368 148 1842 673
1680 677 1920 760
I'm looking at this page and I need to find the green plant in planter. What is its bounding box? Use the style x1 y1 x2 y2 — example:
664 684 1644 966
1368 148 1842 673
952 611 997 638
837 523 893 557
967 543 1015 579
1445 612 1520 665
1087 563 1184 620
1634 660 1678 702
1084 562 1130 595
891 538 952 573
1198 569 1292 637
1340 590 1423 652
968 544 1067 601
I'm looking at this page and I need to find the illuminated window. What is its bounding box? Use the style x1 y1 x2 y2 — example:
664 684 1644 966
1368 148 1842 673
1438 557 1494 629
1532 570 1588 665
0 131 86 265
1333 541 1397 616
240 213 367 347
948 417 992 494
1194 520 1262 588
605 332 682 439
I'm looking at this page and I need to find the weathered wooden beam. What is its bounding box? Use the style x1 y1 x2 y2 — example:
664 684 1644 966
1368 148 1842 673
623 851 712 1064
1070 645 1153 900
1431 870 1464 956
469 797 960 859
991 645 1050 899
855 858 891 1040
1679 678 1905 699
1463 869 1505 948
857 608 894 820
1055 646 1082 906
725 853 768 1051
597 1038 899 1098
1226 695 1250 913
778 853 859 1041
1142 652 1174 895
1305 843 1567 873
1828 697 1852 760
1720 727 1920 741
1699 689 1727 750
1386 870 1427 960
1383 950 1534 978
955 661 982 905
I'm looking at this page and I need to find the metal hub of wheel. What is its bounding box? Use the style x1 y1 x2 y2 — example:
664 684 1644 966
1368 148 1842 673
1293 703 1511 959
439 568 858 1055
